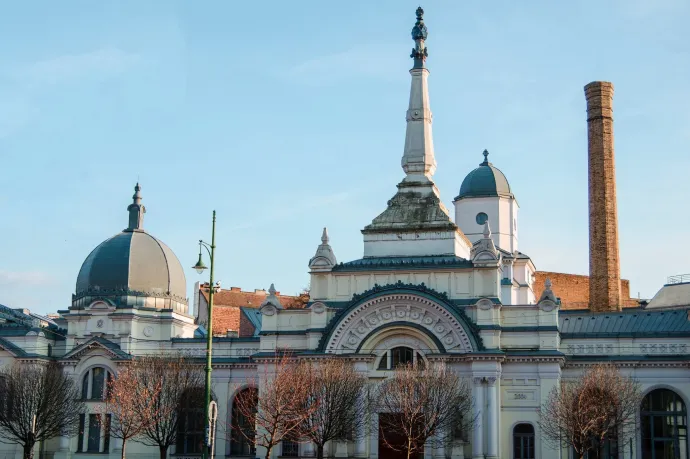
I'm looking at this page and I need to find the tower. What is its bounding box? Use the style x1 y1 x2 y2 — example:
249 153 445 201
585 81 622 312
361 8 470 259
453 150 519 252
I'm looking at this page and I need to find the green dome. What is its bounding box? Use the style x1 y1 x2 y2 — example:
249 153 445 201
455 150 512 200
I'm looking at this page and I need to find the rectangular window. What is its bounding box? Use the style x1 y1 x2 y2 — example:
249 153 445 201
282 440 299 457
77 414 85 452
103 414 111 452
87 414 101 452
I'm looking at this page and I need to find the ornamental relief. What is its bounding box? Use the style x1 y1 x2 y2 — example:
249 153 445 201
325 294 473 354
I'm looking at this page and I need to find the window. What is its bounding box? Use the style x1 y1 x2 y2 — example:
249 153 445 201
81 367 113 400
476 212 488 225
282 440 299 457
231 388 257 456
76 413 110 453
377 347 426 370
513 424 535 459
641 388 688 459
176 388 207 455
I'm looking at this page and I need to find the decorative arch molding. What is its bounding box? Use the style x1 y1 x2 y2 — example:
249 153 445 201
320 282 483 353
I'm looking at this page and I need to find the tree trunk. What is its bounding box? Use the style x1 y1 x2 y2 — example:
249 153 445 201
316 443 325 459
121 439 127 459
159 445 168 459
264 445 273 459
23 442 35 459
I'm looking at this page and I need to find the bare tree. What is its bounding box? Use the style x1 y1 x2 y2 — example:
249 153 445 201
300 358 369 459
102 361 162 459
132 353 205 459
0 362 85 459
372 362 473 459
539 364 642 458
232 352 316 459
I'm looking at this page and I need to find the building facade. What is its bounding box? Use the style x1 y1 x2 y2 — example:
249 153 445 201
1 8 689 459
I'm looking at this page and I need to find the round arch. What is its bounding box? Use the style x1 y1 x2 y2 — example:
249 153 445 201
321 288 481 354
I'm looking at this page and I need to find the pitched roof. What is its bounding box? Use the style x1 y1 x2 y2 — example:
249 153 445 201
559 308 690 338
241 307 263 337
61 336 130 360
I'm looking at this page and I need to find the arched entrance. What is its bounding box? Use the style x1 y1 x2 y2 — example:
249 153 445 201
640 388 688 459
230 387 257 456
378 413 422 459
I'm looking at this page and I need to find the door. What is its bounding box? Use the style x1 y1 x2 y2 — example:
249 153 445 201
378 413 422 459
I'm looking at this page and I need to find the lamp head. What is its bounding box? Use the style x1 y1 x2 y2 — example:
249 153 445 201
193 253 208 274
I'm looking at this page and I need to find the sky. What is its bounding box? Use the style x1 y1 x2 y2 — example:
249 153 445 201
1 0 689 315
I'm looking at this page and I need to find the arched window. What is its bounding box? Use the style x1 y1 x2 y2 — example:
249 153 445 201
641 388 688 459
81 367 113 400
231 388 257 456
176 388 206 455
513 423 535 459
377 347 426 370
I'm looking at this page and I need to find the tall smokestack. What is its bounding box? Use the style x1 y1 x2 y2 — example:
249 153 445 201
585 81 622 312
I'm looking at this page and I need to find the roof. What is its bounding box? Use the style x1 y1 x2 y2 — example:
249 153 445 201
76 230 187 302
199 287 305 336
455 151 512 201
200 287 306 309
559 308 690 338
241 307 263 337
332 256 472 272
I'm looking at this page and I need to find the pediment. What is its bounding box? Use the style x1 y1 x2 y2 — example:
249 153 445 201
62 337 128 361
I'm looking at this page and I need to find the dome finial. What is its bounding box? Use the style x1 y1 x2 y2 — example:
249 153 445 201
481 149 490 165
126 182 146 231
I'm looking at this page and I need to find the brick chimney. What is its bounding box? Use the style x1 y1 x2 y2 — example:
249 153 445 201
585 81 622 312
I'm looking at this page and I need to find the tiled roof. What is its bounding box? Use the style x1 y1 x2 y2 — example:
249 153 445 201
332 256 472 272
559 308 690 338
199 287 306 336
0 337 28 357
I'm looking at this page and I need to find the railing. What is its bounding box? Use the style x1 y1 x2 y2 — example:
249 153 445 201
667 274 690 285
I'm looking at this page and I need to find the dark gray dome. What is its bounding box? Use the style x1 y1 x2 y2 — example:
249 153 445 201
75 184 186 302
455 150 513 200
76 231 186 300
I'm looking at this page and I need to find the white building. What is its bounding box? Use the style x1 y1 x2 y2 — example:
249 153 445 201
1 7 689 459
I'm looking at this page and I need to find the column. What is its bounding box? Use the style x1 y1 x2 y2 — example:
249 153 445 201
370 412 379 459
486 377 498 459
303 441 315 458
432 428 445 459
53 433 72 459
471 378 484 459
355 389 367 457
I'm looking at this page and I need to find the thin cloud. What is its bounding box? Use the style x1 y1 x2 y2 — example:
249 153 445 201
228 191 355 231
0 270 57 287
288 44 406 84
19 47 141 87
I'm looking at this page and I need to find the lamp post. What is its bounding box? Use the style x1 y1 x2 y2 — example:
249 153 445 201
192 210 218 459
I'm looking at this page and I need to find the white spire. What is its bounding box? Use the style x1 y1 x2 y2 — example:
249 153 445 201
483 221 492 239
261 283 283 310
401 7 436 183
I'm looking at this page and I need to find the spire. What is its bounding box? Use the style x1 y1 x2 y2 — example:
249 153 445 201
401 6 436 183
309 227 337 271
483 220 492 239
126 183 146 231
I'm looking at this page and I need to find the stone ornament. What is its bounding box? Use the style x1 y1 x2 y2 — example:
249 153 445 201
311 302 326 314
143 326 154 337
325 293 474 353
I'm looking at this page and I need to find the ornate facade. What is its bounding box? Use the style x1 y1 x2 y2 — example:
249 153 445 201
1 7 689 459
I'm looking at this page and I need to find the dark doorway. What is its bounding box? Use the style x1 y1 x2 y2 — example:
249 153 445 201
379 413 422 459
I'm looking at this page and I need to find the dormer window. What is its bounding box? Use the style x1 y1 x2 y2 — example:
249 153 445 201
377 346 426 370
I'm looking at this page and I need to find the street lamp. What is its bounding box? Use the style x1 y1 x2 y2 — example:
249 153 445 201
192 210 218 459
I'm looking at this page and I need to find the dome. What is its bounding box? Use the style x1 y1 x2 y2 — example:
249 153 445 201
456 150 513 200
75 184 187 303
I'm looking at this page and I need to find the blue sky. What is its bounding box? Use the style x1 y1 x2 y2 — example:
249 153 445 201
1 0 689 315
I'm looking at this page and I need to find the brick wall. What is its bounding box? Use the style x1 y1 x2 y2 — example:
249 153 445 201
534 271 638 310
239 310 256 337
